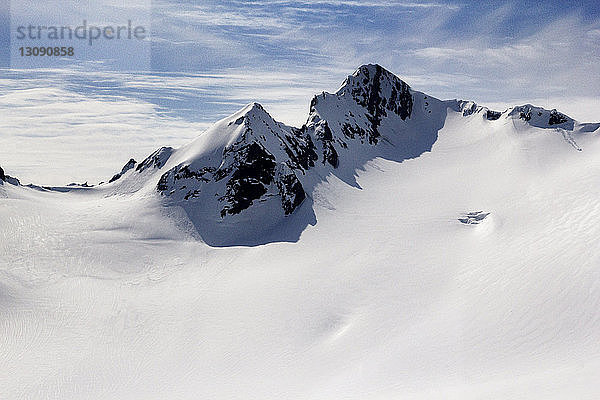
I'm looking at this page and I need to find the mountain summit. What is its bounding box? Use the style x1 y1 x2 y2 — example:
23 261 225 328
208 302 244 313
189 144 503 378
155 101 316 220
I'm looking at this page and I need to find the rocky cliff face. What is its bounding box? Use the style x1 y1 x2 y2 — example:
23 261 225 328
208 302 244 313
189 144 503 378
339 63 413 127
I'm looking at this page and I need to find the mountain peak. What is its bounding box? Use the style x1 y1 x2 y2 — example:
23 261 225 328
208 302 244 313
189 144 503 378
224 102 275 129
335 63 413 123
351 63 385 80
240 102 267 116
352 63 398 79
339 64 411 93
152 99 317 228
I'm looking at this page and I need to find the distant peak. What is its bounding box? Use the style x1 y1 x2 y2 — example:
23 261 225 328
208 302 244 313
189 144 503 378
508 105 574 129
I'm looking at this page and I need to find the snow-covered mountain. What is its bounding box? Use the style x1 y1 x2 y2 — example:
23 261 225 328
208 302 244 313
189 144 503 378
2 64 600 400
97 65 450 244
156 103 314 216
101 64 598 245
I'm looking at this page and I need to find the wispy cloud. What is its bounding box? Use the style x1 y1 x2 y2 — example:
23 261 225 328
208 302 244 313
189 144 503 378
406 14 600 105
227 0 459 8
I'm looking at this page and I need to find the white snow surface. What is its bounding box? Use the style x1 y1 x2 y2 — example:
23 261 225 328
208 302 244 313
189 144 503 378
2 67 600 399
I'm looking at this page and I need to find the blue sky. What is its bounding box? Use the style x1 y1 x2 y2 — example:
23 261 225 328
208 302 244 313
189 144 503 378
157 0 600 103
0 0 599 184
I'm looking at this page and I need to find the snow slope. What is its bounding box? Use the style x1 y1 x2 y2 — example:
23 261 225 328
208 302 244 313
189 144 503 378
1 65 600 399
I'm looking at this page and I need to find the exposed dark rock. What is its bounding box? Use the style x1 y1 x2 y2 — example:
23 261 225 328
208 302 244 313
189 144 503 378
0 166 20 186
229 116 245 126
341 122 367 141
309 96 318 113
136 147 173 172
159 135 309 219
158 107 313 219
157 165 215 193
67 182 93 187
109 158 137 183
285 128 318 171
511 105 574 130
345 64 413 144
459 211 490 225
391 81 413 121
5 176 20 186
220 142 277 217
0 173 20 187
486 110 501 120
276 166 306 215
549 109 569 125
364 64 383 143
462 102 479 116
458 102 500 121
315 121 339 168
519 107 532 121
